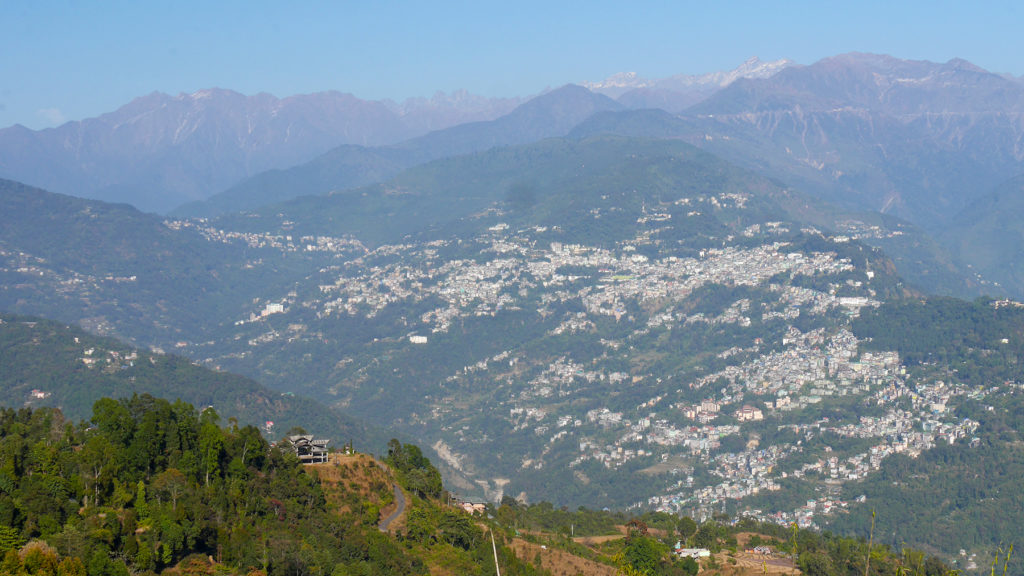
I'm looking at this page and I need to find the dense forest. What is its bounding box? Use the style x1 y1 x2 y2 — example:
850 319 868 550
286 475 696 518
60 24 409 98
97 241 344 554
0 395 530 575
0 396 415 575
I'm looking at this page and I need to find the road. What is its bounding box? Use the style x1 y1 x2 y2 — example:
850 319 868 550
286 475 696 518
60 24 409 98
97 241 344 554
378 483 407 532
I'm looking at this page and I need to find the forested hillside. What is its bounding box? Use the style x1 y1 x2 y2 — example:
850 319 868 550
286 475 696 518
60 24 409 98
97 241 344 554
0 313 386 452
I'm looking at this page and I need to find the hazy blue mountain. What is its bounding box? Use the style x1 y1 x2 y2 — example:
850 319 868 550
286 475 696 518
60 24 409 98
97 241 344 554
180 85 623 217
392 84 623 157
690 53 1024 116
683 53 1024 226
0 178 302 345
172 144 414 217
211 135 778 244
940 174 1024 294
0 89 521 214
568 111 985 298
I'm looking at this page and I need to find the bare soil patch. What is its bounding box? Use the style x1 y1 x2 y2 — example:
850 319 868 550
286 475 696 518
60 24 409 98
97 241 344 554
508 538 618 576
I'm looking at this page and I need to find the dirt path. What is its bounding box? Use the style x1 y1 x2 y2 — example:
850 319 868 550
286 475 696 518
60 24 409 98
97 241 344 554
378 483 407 532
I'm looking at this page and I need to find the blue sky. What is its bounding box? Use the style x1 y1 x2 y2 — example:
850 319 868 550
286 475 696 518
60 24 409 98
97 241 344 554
3 0 1022 129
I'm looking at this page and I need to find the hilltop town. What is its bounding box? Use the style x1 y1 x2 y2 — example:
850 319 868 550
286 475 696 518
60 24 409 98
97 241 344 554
153 190 990 530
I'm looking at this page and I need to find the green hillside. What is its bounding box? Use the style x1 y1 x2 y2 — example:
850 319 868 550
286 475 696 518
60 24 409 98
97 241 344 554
0 178 309 346
0 313 387 452
816 297 1024 564
214 135 790 243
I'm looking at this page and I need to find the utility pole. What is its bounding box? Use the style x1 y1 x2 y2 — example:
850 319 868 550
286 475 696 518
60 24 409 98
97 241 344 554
491 529 502 576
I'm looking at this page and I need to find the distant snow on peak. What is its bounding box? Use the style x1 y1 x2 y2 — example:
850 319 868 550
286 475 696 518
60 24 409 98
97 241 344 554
660 57 795 90
582 72 652 94
584 57 794 101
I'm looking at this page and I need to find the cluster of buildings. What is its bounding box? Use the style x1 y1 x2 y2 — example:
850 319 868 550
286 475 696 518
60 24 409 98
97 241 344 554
180 195 994 526
167 219 368 257
299 214 861 339
80 346 138 369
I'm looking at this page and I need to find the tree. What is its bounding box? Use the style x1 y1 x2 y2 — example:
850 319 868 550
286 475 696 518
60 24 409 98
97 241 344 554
623 536 664 575
79 435 119 507
152 468 187 511
386 440 442 499
198 410 224 486
405 508 436 543
134 480 148 518
679 556 699 576
692 521 718 550
0 525 22 554
91 398 134 447
676 516 697 542
438 510 477 550
797 550 833 576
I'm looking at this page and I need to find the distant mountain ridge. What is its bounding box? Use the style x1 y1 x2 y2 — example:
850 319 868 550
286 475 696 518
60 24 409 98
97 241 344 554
690 53 1024 116
0 57 796 216
571 54 1024 229
685 53 1024 223
0 88 522 213
583 56 793 96
176 84 623 217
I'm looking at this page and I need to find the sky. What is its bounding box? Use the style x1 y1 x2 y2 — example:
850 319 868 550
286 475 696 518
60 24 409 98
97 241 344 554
3 0 1023 129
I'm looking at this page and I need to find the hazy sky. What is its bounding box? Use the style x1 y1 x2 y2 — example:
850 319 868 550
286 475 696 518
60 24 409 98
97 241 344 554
4 0 1022 129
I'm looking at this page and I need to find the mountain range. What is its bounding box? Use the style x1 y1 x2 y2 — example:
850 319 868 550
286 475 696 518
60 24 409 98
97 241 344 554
0 88 522 213
173 84 624 217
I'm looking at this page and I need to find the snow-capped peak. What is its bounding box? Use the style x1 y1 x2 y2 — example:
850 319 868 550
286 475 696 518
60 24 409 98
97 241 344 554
584 57 794 97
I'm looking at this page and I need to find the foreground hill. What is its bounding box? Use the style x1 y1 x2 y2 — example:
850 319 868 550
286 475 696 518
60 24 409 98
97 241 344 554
0 399 461 575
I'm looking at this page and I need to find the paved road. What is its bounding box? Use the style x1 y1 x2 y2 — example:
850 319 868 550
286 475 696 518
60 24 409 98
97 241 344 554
378 483 407 532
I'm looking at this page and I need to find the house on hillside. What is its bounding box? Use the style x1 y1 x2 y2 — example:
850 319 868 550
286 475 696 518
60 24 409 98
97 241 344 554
674 545 711 559
454 496 488 515
735 405 764 422
289 434 330 464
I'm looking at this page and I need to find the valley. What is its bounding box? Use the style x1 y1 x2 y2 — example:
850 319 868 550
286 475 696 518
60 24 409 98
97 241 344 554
5 49 1024 573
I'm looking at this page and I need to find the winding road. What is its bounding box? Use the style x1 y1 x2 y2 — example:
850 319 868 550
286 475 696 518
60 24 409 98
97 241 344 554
378 483 408 532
